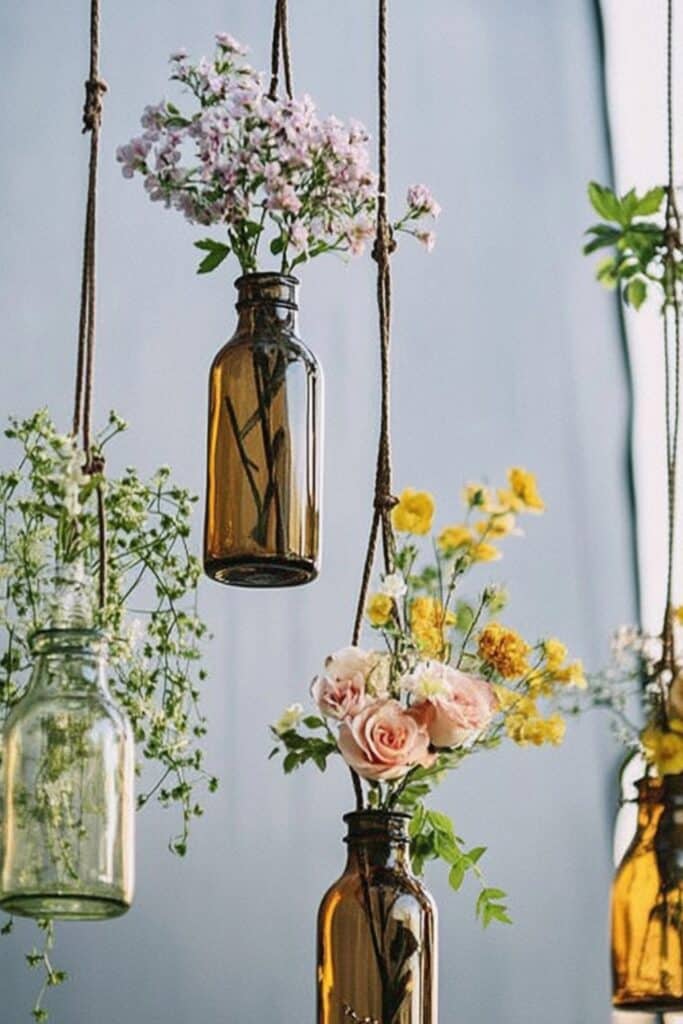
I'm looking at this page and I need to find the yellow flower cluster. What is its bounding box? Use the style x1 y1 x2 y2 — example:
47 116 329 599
542 638 587 690
503 696 566 747
498 467 545 513
477 623 531 679
410 596 456 659
366 593 394 627
392 489 435 535
642 720 683 776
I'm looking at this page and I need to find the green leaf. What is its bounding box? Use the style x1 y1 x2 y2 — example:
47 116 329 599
465 846 487 865
635 186 666 216
196 241 231 274
587 182 622 222
303 716 325 729
449 861 466 891
283 751 300 774
426 809 453 835
626 277 648 310
595 256 618 289
270 236 285 255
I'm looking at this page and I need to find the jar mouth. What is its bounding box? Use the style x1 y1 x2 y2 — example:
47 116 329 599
30 627 105 655
343 810 411 843
234 271 299 287
234 271 300 311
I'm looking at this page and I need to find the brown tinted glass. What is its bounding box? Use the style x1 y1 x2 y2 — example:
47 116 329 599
204 273 322 587
612 773 683 1012
317 812 438 1024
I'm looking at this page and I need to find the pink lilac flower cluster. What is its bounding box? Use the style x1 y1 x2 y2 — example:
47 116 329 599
117 32 440 275
308 647 496 781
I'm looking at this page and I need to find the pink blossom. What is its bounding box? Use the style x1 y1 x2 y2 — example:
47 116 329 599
290 222 308 251
338 700 435 781
407 183 441 218
311 674 367 721
215 32 249 55
416 230 436 253
405 662 496 748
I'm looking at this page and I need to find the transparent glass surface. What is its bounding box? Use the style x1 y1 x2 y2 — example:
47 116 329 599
204 273 322 588
317 812 438 1024
0 629 135 920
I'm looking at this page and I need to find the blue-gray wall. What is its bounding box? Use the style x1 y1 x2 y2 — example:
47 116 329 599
0 2 634 1021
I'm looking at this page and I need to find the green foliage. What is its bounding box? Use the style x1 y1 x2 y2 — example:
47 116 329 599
269 716 339 774
0 408 215 1019
584 181 681 310
194 238 231 274
406 804 511 927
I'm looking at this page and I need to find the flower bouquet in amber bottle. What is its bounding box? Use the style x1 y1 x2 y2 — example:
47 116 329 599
118 32 439 588
271 469 585 1024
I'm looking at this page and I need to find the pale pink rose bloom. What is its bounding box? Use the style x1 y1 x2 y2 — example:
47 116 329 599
311 673 366 721
324 646 373 681
406 662 496 748
338 699 434 781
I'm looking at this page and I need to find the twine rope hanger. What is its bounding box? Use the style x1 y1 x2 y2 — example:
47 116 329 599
267 0 397 811
72 0 108 609
661 0 681 676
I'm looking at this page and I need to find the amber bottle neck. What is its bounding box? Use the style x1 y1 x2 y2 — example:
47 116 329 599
234 272 299 336
635 778 664 832
343 812 412 871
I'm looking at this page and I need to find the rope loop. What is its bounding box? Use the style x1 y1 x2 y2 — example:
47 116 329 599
82 77 108 133
373 492 398 513
85 452 106 476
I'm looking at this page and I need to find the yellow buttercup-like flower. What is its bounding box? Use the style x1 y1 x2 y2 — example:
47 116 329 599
498 467 545 514
437 524 472 553
410 597 456 659
642 721 683 776
675 606 683 626
475 513 517 539
554 659 587 690
543 638 568 672
469 541 501 563
478 622 531 678
505 700 566 747
462 482 492 510
366 593 394 628
392 488 435 535
492 683 519 711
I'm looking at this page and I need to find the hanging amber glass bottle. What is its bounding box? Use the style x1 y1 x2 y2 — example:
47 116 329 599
611 772 683 1012
0 569 134 920
204 272 322 587
317 811 438 1024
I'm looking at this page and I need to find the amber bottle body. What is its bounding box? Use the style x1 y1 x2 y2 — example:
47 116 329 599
317 812 438 1024
204 273 322 587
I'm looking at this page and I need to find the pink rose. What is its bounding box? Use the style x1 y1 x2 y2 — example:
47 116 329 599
406 662 496 748
338 699 434 781
311 673 367 720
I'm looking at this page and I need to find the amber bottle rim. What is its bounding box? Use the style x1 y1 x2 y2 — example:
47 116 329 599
343 810 411 844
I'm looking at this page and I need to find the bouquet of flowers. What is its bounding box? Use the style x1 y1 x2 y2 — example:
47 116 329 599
271 468 585 921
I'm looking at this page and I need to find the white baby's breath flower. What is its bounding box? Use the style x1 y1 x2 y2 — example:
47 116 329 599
380 572 407 599
274 703 304 736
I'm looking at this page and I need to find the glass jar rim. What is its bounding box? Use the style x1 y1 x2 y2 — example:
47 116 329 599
29 627 106 654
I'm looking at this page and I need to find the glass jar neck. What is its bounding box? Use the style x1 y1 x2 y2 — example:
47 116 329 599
343 811 412 871
234 272 299 335
28 629 108 695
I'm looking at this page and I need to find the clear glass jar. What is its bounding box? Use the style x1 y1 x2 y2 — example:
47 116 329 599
317 811 438 1024
611 773 683 1012
0 624 135 920
204 272 322 587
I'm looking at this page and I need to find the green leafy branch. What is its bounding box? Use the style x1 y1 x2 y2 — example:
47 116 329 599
269 716 339 774
584 182 673 309
407 806 511 927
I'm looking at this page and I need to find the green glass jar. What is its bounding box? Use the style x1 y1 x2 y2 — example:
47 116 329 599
0 608 134 920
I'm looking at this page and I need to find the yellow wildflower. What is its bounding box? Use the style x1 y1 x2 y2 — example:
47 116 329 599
437 524 472 553
554 659 587 690
543 638 568 672
475 513 517 538
470 541 501 563
462 482 492 510
498 467 545 513
543 713 566 745
642 721 683 776
675 606 683 626
477 622 531 678
493 684 519 711
526 671 555 698
392 488 435 535
366 593 394 628
410 596 456 659
505 704 566 747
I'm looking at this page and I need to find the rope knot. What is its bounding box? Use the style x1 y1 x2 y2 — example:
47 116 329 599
372 222 397 263
374 491 398 513
85 453 106 476
82 77 108 133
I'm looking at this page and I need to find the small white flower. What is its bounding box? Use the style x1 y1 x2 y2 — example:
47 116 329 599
274 703 304 736
380 572 407 599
